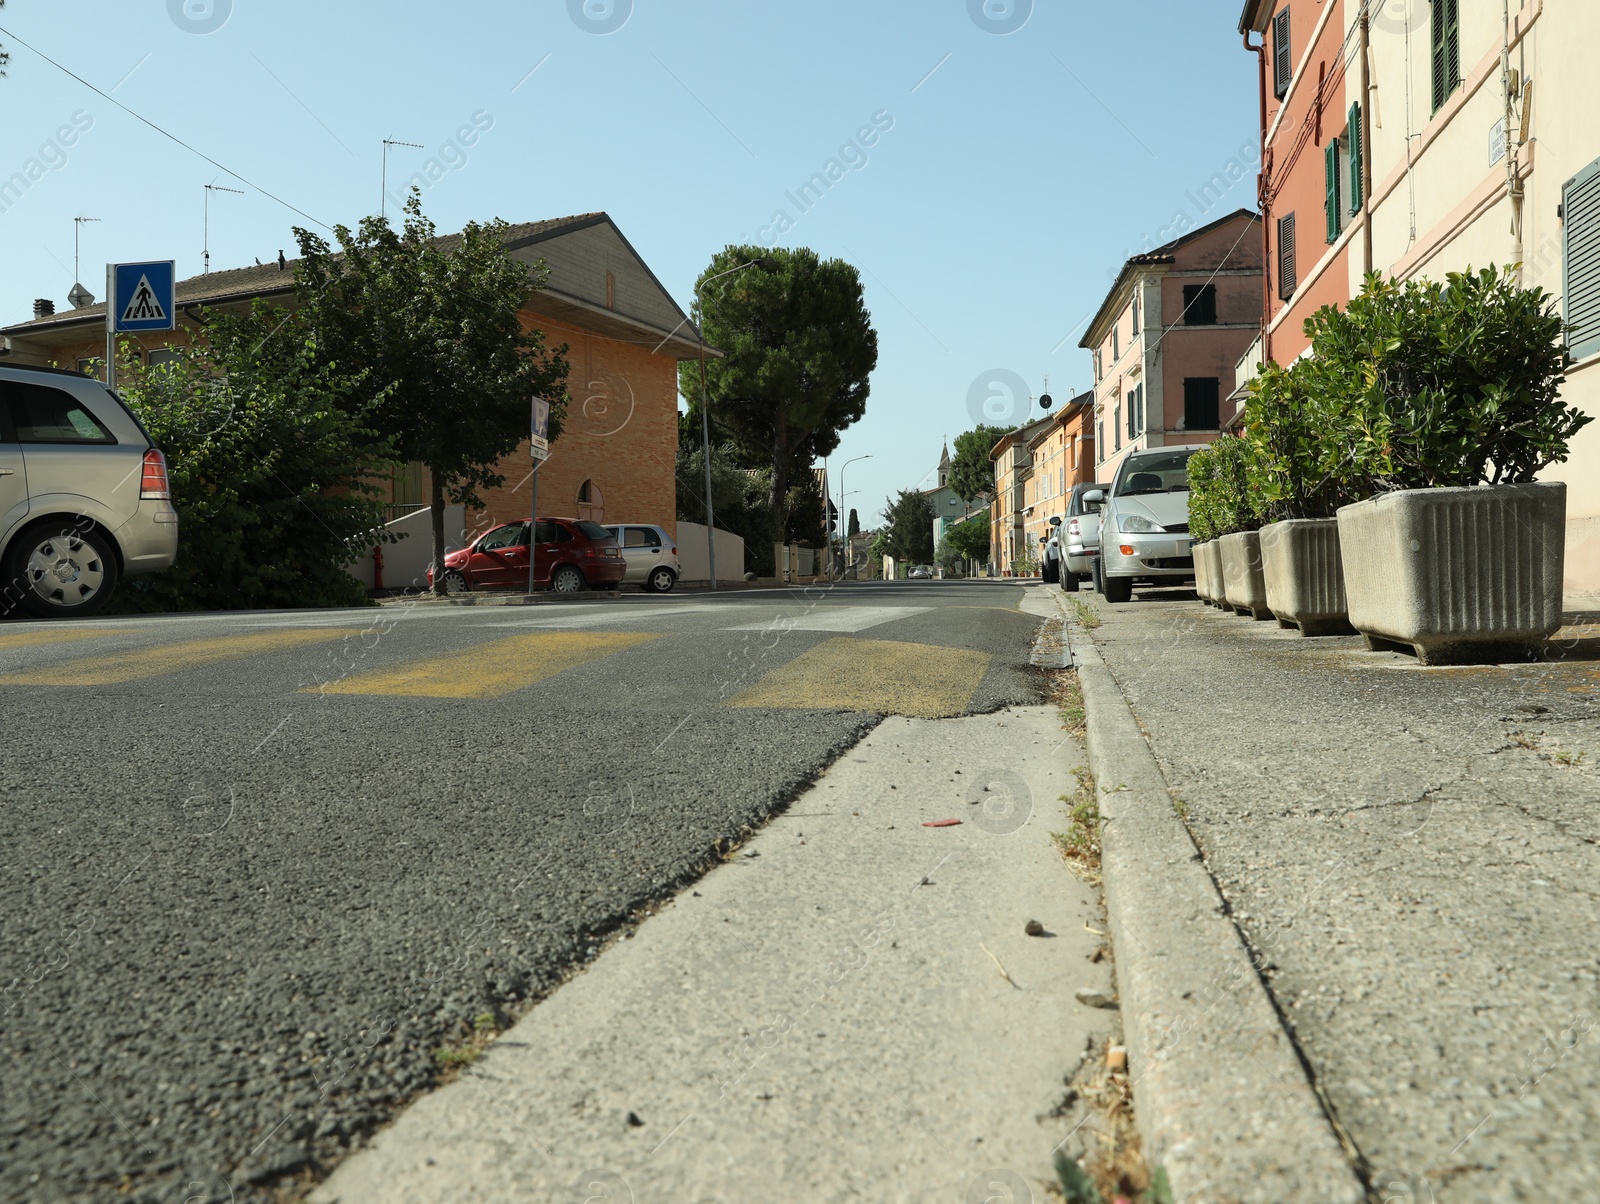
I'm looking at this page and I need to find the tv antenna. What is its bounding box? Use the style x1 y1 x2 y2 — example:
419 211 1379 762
72 216 100 288
1039 373 1054 410
381 139 424 219
204 182 244 274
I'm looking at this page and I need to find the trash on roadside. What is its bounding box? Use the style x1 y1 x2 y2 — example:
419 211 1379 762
922 818 962 827
1024 919 1046 936
1075 987 1117 1009
1106 1044 1128 1071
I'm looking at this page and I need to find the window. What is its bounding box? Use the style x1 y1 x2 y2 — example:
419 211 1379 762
1564 154 1600 360
1182 284 1218 325
575 520 612 541
1183 378 1221 431
1093 350 1101 381
1111 324 1119 361
1273 8 1292 99
1113 405 1122 450
1431 0 1461 112
479 523 528 550
1131 293 1141 336
1277 212 1297 300
4 382 116 444
533 520 572 544
623 527 657 548
576 478 604 521
147 347 183 369
76 358 103 380
1347 102 1364 214
1325 138 1343 243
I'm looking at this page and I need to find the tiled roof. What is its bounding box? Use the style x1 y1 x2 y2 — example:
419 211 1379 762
4 213 606 333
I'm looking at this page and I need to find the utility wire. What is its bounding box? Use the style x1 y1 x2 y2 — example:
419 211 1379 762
0 25 331 231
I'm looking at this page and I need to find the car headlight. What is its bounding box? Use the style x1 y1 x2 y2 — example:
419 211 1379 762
1119 513 1166 534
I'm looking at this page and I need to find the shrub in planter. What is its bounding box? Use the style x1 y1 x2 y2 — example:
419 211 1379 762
1311 267 1589 662
1243 360 1358 635
1189 436 1269 618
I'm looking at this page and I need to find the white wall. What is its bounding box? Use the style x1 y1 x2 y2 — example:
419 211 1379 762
677 521 746 583
346 504 467 591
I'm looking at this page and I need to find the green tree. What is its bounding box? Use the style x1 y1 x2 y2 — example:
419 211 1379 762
847 507 860 538
680 246 878 534
674 440 776 576
117 305 399 611
944 512 991 562
293 191 570 594
882 489 935 564
949 424 1016 502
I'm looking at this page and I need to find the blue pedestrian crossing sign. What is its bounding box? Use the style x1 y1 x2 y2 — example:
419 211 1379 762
109 261 176 333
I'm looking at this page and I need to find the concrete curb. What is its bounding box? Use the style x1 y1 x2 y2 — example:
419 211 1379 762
1060 597 1365 1203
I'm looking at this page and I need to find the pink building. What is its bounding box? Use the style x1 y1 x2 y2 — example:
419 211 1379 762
1080 209 1264 482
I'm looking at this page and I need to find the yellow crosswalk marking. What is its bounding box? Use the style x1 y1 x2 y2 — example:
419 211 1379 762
0 628 134 653
0 629 349 686
727 637 990 719
309 631 663 699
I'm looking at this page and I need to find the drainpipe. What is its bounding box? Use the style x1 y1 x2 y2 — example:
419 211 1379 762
1503 0 1525 283
1245 28 1272 364
1361 1 1374 277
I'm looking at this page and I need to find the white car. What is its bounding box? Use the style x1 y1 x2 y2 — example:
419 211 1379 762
1088 446 1203 604
906 565 932 579
1060 480 1111 592
602 523 680 592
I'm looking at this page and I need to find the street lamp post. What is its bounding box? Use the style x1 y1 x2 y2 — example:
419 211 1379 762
695 258 771 591
838 454 871 577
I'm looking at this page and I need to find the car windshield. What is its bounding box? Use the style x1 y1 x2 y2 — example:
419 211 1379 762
1116 451 1196 495
574 520 613 542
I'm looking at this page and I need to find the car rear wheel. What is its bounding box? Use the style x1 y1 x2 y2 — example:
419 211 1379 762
442 569 469 595
6 522 120 619
1090 557 1104 594
646 566 676 593
1102 573 1132 604
551 565 585 594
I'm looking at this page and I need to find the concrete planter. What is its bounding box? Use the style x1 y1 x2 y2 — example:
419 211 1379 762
1259 518 1353 637
1337 481 1566 665
1192 540 1213 602
1201 539 1225 608
1219 531 1271 619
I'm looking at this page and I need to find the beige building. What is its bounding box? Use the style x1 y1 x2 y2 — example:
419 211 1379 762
1239 0 1600 590
988 415 1053 575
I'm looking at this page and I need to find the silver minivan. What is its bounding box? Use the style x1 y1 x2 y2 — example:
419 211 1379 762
1 363 178 618
603 523 680 592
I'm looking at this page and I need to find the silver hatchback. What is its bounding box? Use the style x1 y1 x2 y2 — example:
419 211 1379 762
603 523 680 592
1 363 178 618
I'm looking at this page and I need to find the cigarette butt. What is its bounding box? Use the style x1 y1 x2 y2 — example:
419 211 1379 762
1106 1045 1128 1071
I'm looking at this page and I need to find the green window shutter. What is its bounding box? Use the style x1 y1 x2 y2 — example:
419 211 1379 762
1565 156 1600 360
1432 0 1461 111
1348 102 1364 213
1273 9 1292 98
1325 138 1341 243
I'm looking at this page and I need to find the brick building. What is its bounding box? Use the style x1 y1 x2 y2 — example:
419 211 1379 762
0 213 707 542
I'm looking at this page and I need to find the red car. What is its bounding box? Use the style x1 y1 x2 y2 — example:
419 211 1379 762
428 517 626 594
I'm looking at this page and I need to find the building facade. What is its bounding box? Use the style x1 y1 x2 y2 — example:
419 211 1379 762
1021 392 1098 553
0 213 707 553
1081 210 1265 484
988 414 1053 575
1240 0 1600 590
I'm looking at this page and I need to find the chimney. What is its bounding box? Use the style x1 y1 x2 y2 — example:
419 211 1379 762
33 299 55 319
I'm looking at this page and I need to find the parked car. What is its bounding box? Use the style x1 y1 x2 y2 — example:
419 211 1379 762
906 565 932 579
602 522 680 592
428 516 625 594
1089 446 1203 604
0 363 178 619
1060 481 1111 593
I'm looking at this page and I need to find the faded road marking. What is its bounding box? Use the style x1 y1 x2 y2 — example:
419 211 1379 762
727 637 989 719
0 629 347 686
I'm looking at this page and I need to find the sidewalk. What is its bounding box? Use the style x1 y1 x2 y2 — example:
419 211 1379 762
311 706 1111 1203
1065 585 1600 1202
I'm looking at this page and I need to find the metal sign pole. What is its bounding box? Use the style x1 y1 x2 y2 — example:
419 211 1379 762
526 465 540 596
104 263 115 390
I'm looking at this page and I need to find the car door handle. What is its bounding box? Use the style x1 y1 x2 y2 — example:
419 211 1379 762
0 468 13 476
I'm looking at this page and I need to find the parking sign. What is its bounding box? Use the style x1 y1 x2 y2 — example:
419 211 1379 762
531 397 551 462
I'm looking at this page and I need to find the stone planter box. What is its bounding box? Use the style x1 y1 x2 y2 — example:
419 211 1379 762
1259 518 1353 637
1219 531 1271 619
1193 540 1213 602
1337 481 1565 665
1200 539 1225 608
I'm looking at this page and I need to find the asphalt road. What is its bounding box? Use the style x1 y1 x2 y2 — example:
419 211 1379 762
0 580 1046 1203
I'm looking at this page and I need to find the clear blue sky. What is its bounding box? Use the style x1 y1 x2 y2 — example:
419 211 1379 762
0 0 1259 524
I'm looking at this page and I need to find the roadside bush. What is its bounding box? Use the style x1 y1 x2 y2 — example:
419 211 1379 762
115 304 400 611
1301 267 1585 493
1241 358 1356 522
1186 435 1261 541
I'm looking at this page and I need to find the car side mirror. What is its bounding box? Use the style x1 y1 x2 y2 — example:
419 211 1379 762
1049 516 1062 527
1082 489 1105 505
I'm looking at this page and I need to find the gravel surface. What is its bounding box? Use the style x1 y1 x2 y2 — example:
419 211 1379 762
0 582 1044 1202
1078 586 1600 1202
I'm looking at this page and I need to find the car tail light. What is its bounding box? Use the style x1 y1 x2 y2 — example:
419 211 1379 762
140 449 171 500
670 546 677 556
1068 519 1080 537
